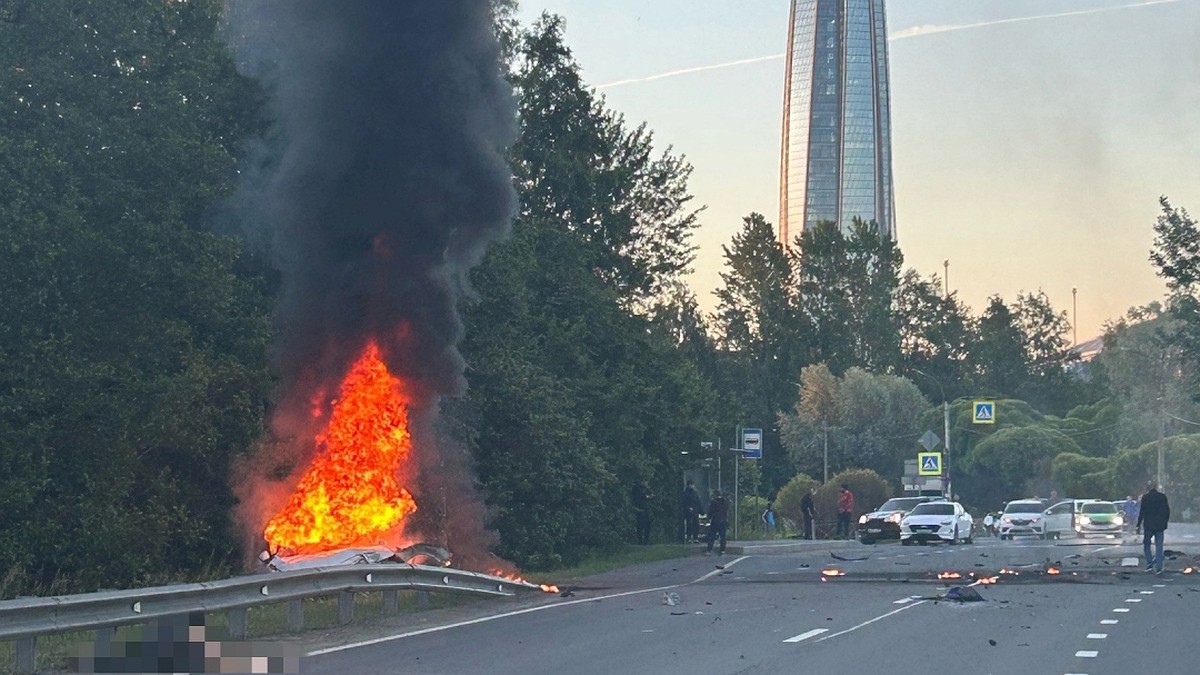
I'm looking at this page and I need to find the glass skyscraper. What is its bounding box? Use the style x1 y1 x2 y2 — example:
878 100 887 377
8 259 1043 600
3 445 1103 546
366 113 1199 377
778 0 896 244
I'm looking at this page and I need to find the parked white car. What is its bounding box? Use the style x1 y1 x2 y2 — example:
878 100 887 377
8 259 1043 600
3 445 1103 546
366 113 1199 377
998 499 1073 540
900 501 974 545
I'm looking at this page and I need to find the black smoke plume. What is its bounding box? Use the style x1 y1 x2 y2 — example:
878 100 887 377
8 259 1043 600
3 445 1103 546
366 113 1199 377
223 1 516 564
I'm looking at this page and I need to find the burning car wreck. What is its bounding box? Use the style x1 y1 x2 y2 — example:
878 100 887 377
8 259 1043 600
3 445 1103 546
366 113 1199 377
259 542 453 573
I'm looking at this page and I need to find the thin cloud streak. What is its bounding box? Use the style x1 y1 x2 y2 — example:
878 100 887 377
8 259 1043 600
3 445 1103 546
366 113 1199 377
596 0 1180 90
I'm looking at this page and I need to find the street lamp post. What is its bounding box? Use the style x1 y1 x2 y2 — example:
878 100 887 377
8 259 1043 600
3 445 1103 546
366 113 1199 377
912 369 952 499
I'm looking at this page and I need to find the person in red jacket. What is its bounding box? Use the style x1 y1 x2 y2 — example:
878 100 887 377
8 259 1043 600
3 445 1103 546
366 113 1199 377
836 484 856 539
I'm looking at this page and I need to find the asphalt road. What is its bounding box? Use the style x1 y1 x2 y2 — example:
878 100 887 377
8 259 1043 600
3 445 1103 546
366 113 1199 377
299 524 1200 675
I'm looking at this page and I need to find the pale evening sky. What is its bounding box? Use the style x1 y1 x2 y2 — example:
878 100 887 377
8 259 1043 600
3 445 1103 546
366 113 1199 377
514 0 1200 342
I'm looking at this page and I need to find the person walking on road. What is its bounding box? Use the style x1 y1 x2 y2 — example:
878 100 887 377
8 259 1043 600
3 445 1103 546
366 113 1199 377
983 512 994 537
800 487 817 540
1123 495 1140 534
1136 480 1170 574
632 480 655 545
680 480 703 543
705 491 729 555
836 484 855 539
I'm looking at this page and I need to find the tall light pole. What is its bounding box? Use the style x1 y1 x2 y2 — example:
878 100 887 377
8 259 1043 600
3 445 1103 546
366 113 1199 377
943 259 950 298
913 369 952 499
1072 287 1078 348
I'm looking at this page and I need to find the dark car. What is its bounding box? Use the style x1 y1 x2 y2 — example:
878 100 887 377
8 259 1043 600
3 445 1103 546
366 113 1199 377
857 496 939 544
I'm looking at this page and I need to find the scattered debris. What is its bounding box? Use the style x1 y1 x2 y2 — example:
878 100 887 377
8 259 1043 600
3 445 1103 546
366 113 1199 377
988 639 997 646
944 586 985 602
670 611 686 616
560 590 576 597
662 592 680 606
831 551 870 562
822 568 846 577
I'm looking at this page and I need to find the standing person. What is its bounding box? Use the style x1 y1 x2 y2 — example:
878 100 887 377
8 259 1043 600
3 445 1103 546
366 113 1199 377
1137 480 1170 574
680 480 703 543
1123 495 1140 534
631 480 655 545
706 490 729 555
800 487 817 540
761 501 777 537
983 512 995 537
836 484 855 539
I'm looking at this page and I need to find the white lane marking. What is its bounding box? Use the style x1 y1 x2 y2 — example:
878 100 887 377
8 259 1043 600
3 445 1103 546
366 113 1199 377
1139 590 1154 594
695 556 751 582
1076 650 1099 657
1100 619 1119 625
1153 584 1166 588
783 628 829 643
1120 557 1139 567
309 556 752 657
815 600 927 642
1091 545 1121 553
893 596 919 604
1087 633 1107 639
1125 598 1142 603
1113 608 1130 613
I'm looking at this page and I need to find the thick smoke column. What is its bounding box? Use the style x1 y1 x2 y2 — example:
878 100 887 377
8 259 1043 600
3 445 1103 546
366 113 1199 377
224 1 516 564
226 0 515 398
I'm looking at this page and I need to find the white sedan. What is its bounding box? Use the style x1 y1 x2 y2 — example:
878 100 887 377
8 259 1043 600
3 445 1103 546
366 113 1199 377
900 501 974 545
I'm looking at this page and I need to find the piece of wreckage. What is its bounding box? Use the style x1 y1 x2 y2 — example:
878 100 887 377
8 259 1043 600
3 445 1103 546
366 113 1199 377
259 543 453 573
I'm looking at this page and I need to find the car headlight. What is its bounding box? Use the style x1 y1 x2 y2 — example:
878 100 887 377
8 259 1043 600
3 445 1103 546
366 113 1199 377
885 513 903 524
1002 516 1012 523
1030 516 1039 523
858 514 868 524
1078 516 1091 525
1114 515 1124 525
940 519 953 526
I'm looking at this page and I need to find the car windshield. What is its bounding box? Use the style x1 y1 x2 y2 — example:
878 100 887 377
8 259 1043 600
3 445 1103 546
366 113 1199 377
909 503 955 516
877 498 925 512
1082 502 1117 514
1004 502 1044 514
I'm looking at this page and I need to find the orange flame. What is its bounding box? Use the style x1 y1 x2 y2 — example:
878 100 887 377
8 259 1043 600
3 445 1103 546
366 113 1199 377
937 571 963 580
1184 567 1195 574
975 576 999 585
821 568 845 577
491 570 560 594
1046 567 1061 575
263 342 418 554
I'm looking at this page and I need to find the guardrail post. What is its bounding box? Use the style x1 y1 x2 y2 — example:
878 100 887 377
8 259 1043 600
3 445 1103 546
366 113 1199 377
417 591 431 609
382 590 399 615
287 599 305 631
337 591 354 624
227 607 248 640
16 637 36 674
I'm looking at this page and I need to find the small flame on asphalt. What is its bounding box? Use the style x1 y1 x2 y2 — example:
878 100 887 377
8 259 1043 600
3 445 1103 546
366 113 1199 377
937 571 963 580
974 576 999 585
1046 567 1061 575
540 584 560 594
1184 567 1195 575
999 568 1019 575
821 568 845 577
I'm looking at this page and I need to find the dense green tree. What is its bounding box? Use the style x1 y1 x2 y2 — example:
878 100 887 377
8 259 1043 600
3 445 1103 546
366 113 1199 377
0 0 271 594
795 219 901 373
966 426 1083 505
895 271 976 400
973 297 1029 399
713 213 806 490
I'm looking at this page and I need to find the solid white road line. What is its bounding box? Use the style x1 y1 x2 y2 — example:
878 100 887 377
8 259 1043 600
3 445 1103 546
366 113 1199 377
815 600 927 642
309 556 753 657
1075 650 1099 657
783 628 829 643
1086 633 1107 639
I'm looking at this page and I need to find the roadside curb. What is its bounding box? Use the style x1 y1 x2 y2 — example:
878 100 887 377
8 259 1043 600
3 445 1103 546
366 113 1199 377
718 538 867 555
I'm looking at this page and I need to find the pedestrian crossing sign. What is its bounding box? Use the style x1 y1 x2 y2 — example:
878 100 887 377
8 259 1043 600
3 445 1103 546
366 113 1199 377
918 452 942 476
973 401 996 425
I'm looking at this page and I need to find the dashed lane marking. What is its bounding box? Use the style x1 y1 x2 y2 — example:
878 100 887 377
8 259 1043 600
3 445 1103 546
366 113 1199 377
783 628 829 643
1124 598 1142 603
1075 650 1099 658
1139 590 1155 594
1100 619 1119 625
1153 584 1166 588
1113 608 1130 613
1086 633 1107 639
815 600 927 642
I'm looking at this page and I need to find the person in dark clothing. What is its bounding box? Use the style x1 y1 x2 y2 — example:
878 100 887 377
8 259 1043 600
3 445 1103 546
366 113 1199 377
800 487 816 540
706 491 729 555
632 480 655 544
680 480 703 543
1136 480 1170 574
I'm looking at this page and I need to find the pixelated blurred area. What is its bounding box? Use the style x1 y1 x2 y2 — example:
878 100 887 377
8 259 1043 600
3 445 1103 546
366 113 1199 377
69 613 300 674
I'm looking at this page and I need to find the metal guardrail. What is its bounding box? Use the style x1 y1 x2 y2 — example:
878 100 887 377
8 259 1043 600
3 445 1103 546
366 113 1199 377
0 564 542 673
